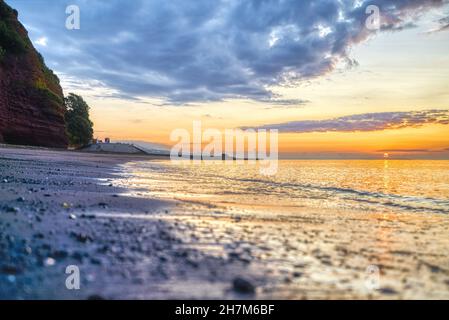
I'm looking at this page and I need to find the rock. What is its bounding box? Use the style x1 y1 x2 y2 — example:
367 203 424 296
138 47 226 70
33 232 45 239
90 257 102 265
0 1 68 148
380 287 398 295
80 214 95 219
16 196 25 202
69 214 77 220
5 206 20 213
62 202 72 209
52 250 68 259
71 251 84 262
44 257 56 267
232 277 255 294
71 232 93 243
1 265 22 275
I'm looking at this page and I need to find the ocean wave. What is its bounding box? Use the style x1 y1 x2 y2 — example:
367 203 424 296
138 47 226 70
129 161 449 215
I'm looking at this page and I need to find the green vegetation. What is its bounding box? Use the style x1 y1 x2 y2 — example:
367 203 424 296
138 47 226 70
33 77 63 107
65 93 94 147
0 20 27 55
36 86 63 106
0 1 27 56
37 52 60 85
0 45 5 62
35 77 47 90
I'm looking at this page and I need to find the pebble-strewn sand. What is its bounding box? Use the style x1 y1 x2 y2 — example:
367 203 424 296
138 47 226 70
1 146 448 299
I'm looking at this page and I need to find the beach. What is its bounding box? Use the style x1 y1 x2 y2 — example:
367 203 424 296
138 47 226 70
1 146 449 299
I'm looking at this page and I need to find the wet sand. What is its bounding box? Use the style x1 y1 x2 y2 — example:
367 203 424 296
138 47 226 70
1 146 448 299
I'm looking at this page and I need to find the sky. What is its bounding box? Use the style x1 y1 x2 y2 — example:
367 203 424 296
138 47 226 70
6 0 449 158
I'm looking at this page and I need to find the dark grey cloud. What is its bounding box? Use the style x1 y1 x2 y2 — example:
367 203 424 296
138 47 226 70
435 15 449 31
242 109 449 133
260 97 311 109
8 0 448 104
377 148 430 152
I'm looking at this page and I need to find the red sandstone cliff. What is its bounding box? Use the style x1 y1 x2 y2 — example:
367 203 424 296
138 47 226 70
0 0 68 148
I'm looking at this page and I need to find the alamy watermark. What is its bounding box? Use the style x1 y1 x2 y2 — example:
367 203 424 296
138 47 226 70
365 264 381 291
170 121 279 176
365 5 381 30
66 5 80 30
65 265 80 290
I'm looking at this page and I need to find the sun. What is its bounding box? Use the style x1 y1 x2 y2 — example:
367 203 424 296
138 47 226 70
383 153 389 159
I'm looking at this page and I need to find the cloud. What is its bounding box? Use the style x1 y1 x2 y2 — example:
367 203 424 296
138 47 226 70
377 148 430 152
435 15 449 32
35 36 47 46
242 109 449 133
377 148 449 153
8 0 448 104
425 15 449 33
260 98 311 109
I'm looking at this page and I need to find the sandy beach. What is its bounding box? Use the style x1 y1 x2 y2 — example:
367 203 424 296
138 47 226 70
1 146 449 299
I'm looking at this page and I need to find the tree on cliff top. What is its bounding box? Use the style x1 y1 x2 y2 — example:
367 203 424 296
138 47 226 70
65 93 94 147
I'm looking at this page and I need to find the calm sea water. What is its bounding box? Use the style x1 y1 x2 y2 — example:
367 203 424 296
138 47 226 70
120 160 449 215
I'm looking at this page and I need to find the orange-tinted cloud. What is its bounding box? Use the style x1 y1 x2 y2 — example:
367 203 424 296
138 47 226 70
244 109 449 133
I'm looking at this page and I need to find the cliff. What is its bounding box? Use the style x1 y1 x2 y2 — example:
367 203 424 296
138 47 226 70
0 0 68 148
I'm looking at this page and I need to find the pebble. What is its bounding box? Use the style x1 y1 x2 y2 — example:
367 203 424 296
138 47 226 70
72 251 84 262
6 206 20 213
90 258 102 265
69 214 77 220
380 287 398 295
232 277 255 294
72 232 92 243
1 265 22 275
44 257 56 267
53 250 68 259
62 202 71 209
80 214 96 219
